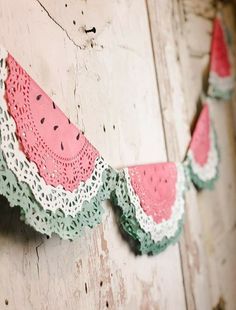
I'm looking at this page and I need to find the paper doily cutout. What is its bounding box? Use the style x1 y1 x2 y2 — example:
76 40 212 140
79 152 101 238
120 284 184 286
5 54 99 191
186 104 219 189
0 47 109 217
112 163 186 243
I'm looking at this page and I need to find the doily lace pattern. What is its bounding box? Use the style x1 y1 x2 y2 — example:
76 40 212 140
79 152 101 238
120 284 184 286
208 74 234 100
187 127 219 189
0 47 109 217
111 167 184 255
0 132 116 238
112 163 186 244
5 54 99 191
208 15 234 100
124 163 185 243
128 163 179 223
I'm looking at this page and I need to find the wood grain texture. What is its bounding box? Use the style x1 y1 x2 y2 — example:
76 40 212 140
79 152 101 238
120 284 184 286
147 0 236 309
0 1 186 309
0 0 235 309
146 1 212 309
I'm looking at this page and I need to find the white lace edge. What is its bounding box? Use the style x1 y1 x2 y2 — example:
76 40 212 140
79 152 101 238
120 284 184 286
124 163 185 243
209 72 234 91
0 46 108 217
187 126 219 182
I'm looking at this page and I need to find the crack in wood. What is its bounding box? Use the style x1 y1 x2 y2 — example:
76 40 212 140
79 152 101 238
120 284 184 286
35 0 83 49
35 240 44 278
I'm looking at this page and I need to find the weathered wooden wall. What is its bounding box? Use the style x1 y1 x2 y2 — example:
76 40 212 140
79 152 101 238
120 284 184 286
0 1 235 309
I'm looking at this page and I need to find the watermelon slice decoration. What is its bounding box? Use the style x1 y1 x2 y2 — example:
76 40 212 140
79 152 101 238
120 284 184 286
0 46 117 238
208 14 234 100
186 103 219 190
111 162 186 255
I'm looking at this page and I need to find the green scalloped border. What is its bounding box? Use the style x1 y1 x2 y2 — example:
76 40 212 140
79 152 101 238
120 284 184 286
110 171 184 255
0 131 117 239
186 126 220 190
208 15 235 101
208 84 234 101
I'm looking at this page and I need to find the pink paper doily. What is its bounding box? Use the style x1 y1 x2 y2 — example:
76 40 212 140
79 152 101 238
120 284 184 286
5 54 99 191
189 104 210 166
128 163 178 223
210 17 231 78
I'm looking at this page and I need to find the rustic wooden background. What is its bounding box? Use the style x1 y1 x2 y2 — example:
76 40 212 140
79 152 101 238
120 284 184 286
0 1 235 309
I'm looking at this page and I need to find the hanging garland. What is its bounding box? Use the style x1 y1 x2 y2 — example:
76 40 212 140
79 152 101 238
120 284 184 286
0 10 234 255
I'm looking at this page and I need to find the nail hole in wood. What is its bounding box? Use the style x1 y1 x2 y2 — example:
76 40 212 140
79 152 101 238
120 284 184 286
5 299 8 306
85 27 96 34
85 282 88 294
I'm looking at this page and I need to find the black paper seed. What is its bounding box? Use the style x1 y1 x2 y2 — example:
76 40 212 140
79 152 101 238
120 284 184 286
61 142 64 150
40 118 45 124
54 125 59 130
68 118 71 124
36 94 42 100
76 133 80 140
52 101 56 109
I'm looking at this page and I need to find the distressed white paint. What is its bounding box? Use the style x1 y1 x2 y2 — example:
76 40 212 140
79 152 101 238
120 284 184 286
0 0 235 309
0 1 186 309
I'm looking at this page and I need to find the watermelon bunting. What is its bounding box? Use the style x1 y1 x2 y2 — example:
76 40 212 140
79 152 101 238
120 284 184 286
208 14 234 100
185 103 220 190
0 35 222 256
0 46 117 238
111 163 186 255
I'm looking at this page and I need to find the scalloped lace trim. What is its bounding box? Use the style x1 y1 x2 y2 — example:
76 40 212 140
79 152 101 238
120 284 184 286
0 47 108 217
5 54 100 191
209 72 234 91
124 163 185 243
187 126 219 182
0 144 109 239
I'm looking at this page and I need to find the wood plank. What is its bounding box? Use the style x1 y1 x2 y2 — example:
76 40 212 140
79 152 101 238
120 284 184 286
181 2 236 309
0 0 186 309
146 1 213 309
147 0 236 309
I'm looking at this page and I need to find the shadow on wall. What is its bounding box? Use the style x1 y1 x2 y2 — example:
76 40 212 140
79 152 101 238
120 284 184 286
0 195 42 243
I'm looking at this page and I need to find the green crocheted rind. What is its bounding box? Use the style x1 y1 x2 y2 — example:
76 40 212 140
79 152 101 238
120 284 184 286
186 127 220 190
0 139 117 239
111 171 184 255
